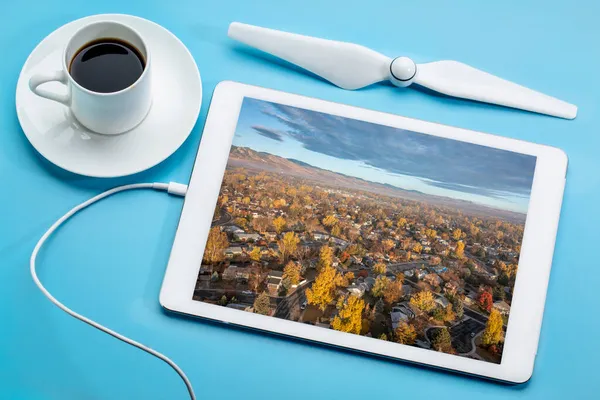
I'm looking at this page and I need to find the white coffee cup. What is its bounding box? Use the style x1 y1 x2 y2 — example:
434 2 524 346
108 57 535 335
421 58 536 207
28 20 152 135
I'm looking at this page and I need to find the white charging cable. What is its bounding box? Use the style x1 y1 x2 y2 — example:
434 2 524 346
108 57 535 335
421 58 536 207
30 182 195 400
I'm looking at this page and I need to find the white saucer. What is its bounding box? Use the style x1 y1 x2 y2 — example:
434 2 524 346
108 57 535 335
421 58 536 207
16 14 202 178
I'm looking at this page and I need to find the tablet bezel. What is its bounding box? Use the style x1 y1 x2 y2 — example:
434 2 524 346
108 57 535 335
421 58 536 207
160 81 567 383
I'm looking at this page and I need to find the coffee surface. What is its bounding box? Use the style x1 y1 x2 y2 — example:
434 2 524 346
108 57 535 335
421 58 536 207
69 39 145 93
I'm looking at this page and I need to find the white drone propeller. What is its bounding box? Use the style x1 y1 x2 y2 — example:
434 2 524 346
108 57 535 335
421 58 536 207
228 22 577 120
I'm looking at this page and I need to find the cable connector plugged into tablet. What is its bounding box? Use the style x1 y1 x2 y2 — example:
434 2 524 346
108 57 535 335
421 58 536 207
151 181 188 197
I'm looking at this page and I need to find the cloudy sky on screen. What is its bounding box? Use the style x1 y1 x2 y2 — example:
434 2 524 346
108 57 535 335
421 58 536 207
232 97 536 213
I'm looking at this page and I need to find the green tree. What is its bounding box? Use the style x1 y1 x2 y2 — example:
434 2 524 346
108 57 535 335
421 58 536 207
394 322 417 345
492 286 506 301
432 328 453 353
253 292 271 315
452 298 464 319
219 295 228 306
374 298 385 314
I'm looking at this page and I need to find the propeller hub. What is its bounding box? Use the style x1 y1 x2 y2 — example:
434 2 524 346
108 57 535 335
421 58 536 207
389 57 417 87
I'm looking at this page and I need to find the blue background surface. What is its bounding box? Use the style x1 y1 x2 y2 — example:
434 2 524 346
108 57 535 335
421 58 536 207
1 1 598 398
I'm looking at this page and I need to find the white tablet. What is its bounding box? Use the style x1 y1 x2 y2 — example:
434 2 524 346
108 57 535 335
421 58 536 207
160 81 566 383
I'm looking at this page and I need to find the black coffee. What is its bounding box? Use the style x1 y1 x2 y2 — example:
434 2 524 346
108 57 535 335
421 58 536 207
69 38 145 93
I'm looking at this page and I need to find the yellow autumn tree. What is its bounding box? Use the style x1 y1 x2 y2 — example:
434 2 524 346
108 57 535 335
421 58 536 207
203 227 229 264
272 216 286 234
410 290 436 313
412 243 423 253
278 231 300 262
372 276 390 297
452 228 462 241
306 264 341 311
282 261 301 285
444 304 456 322
332 295 365 334
394 322 417 345
482 308 504 346
455 241 465 258
249 246 261 262
373 262 387 275
317 245 333 271
397 217 407 227
382 239 395 253
425 229 437 239
331 225 341 237
322 214 338 227
383 279 403 305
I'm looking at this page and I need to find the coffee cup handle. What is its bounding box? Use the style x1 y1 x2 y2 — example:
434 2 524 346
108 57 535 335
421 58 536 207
29 70 71 106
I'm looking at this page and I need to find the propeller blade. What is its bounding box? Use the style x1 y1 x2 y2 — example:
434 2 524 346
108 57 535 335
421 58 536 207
228 22 391 90
414 60 577 119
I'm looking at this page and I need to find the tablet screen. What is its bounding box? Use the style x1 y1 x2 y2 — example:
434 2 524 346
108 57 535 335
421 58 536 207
193 97 536 364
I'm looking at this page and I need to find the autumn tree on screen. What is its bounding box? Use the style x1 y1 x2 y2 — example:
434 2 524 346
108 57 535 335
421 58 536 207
452 298 464 319
252 216 270 233
278 232 300 262
283 261 302 286
203 227 229 264
482 308 504 346
452 228 462 241
322 214 338 227
382 239 395 253
383 280 403 305
478 290 493 313
412 243 423 253
455 241 465 258
410 290 436 313
317 245 333 271
253 292 270 315
373 262 387 275
332 295 365 334
234 217 248 230
306 264 341 311
444 304 456 322
342 272 355 287
248 269 261 292
394 322 417 345
249 246 261 262
272 216 286 234
432 328 453 353
372 276 390 298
